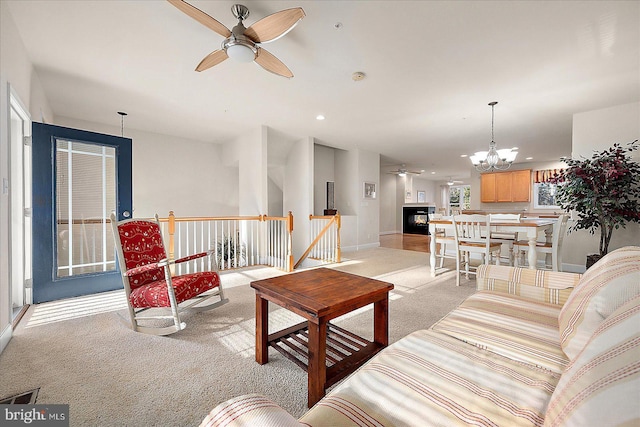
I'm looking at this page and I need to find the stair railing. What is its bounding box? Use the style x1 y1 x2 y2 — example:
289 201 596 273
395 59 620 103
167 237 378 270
294 213 341 269
158 211 294 273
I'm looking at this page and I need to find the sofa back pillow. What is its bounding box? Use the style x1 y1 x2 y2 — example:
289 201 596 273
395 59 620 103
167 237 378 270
544 295 640 426
558 246 640 360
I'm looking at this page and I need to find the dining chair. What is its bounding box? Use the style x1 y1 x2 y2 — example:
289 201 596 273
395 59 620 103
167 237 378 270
452 214 503 286
429 213 455 269
488 213 522 266
514 214 569 271
110 213 229 335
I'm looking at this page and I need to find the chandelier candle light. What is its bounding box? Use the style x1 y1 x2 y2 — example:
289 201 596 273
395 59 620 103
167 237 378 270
470 101 518 171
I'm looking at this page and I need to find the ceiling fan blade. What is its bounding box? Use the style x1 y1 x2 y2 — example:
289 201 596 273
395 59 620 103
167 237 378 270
167 0 231 38
244 8 305 43
254 48 293 78
195 49 228 72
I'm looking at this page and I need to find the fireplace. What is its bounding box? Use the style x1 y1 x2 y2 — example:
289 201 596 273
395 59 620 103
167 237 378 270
403 206 435 235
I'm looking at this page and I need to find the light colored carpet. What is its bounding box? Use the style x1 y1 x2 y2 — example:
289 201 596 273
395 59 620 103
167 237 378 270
0 247 475 426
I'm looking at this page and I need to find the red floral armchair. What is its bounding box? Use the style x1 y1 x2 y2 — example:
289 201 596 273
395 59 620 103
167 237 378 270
110 213 228 335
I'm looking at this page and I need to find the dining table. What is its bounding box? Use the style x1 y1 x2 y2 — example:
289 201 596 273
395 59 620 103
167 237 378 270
428 217 555 277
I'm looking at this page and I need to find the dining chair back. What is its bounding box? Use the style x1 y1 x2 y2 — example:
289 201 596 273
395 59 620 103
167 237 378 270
514 214 569 271
451 214 503 286
429 213 455 269
488 213 522 265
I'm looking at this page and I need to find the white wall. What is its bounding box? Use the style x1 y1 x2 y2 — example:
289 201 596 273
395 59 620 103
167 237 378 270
1 2 53 352
356 149 380 248
313 144 335 216
573 102 640 159
562 102 640 267
335 149 357 216
237 126 267 216
55 116 239 218
379 171 397 234
283 137 314 259
410 177 438 205
333 148 380 250
267 173 284 217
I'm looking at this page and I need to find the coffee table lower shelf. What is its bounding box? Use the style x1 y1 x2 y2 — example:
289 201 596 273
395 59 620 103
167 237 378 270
268 321 385 388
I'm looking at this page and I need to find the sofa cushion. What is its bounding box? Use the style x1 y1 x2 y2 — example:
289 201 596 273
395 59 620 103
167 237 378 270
432 290 568 373
300 329 559 427
477 264 580 305
201 394 303 427
544 295 640 426
558 246 640 360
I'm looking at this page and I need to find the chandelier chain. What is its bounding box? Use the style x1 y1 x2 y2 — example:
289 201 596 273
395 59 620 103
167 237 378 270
470 101 517 172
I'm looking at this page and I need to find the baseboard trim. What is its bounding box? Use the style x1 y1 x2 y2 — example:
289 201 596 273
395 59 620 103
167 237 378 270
0 324 12 355
342 242 381 252
562 263 586 274
379 230 401 236
357 242 380 251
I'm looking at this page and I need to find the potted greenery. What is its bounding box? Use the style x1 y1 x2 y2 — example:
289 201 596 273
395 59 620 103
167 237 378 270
551 140 640 268
216 233 246 269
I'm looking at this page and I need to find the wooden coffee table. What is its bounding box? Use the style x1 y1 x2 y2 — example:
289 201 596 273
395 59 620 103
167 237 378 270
251 268 394 407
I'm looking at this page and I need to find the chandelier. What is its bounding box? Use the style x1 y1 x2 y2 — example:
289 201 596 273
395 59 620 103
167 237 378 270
470 102 517 171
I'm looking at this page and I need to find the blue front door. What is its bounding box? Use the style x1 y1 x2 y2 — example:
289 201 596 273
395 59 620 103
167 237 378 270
32 122 132 303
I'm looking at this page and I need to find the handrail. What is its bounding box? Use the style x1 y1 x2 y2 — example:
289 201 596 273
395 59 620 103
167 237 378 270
294 213 341 269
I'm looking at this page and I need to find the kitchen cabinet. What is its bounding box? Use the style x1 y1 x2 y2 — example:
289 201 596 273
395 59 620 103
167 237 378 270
480 169 531 203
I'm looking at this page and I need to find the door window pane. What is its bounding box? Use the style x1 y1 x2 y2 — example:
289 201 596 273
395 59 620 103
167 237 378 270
449 185 471 212
56 139 116 277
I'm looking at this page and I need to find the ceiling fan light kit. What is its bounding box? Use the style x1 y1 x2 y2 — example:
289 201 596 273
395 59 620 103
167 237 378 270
470 101 518 172
225 41 256 62
168 0 305 78
388 164 422 177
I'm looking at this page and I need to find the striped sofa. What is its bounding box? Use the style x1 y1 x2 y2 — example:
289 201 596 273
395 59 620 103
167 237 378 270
201 246 640 427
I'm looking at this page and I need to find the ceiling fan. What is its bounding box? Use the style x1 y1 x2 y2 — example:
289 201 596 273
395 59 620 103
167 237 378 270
447 177 464 185
387 165 423 177
167 1 305 78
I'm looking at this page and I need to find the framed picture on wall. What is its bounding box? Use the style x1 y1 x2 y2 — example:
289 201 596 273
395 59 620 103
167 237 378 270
417 191 426 203
364 182 376 199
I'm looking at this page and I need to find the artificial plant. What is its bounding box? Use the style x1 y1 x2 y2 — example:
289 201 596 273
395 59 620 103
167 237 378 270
551 140 640 258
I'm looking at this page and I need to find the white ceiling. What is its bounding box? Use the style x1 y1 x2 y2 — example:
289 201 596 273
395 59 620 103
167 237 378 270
6 0 640 180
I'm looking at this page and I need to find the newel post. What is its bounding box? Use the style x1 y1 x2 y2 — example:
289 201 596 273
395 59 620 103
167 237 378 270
287 211 294 272
336 212 341 263
168 210 176 260
167 211 176 275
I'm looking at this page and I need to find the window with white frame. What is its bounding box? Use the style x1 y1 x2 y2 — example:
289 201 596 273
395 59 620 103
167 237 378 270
533 169 564 209
449 185 471 212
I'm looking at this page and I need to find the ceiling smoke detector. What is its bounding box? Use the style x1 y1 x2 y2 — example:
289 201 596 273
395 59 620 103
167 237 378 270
352 71 366 81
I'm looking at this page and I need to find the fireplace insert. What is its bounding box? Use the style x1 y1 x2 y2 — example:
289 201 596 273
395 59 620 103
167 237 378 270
403 206 435 235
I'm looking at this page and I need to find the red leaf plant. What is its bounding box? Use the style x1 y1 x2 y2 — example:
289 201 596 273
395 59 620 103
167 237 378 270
551 140 640 257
